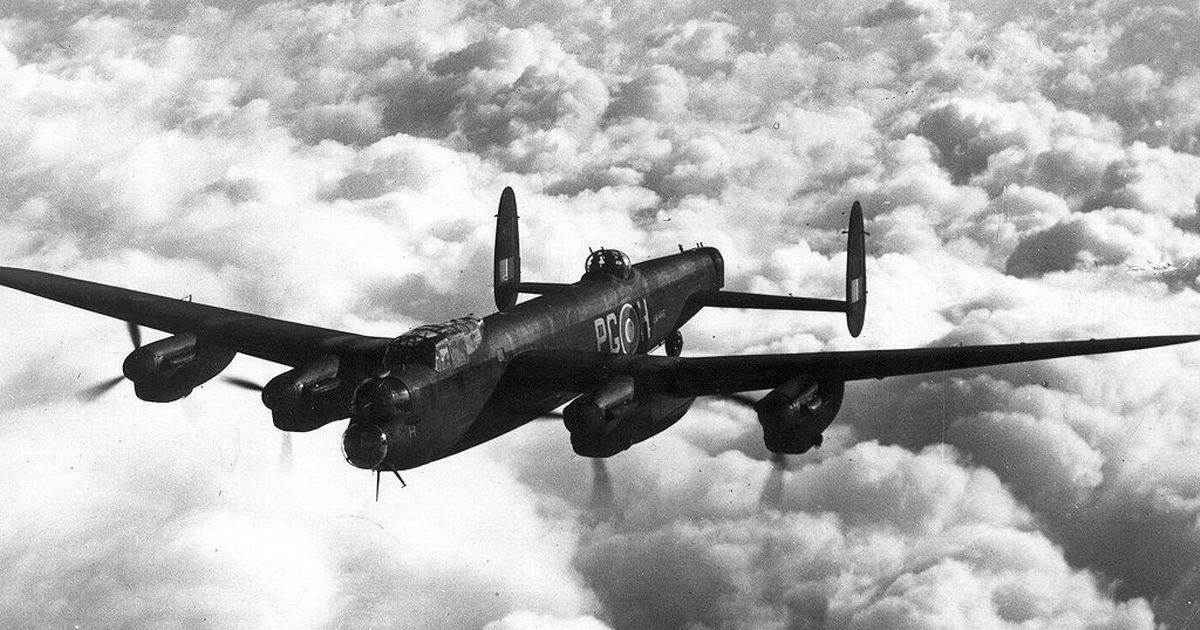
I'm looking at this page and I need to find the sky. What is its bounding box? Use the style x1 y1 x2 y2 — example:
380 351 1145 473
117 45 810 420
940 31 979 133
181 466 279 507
1 0 1200 628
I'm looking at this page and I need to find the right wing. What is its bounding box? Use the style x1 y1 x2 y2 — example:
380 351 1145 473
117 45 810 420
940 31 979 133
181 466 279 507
507 334 1199 397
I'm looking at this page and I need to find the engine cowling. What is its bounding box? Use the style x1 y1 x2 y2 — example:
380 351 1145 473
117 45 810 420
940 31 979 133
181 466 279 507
122 333 235 402
563 377 695 457
755 375 845 454
261 355 351 432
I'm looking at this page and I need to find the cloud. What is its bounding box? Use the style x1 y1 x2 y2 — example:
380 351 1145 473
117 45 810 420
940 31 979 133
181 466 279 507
1004 208 1192 278
0 401 598 629
604 65 688 122
844 330 1200 620
861 0 924 28
484 612 612 630
917 99 1050 185
561 441 1154 630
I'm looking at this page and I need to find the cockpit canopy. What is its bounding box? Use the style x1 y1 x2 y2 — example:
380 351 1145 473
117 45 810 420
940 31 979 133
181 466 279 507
584 249 633 280
384 316 483 372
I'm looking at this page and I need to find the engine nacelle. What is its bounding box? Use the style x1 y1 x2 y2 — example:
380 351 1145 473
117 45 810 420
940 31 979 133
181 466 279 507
755 375 845 454
563 377 695 457
122 333 235 403
261 355 351 432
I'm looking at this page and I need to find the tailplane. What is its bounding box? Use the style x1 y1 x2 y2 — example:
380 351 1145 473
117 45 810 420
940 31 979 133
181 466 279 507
692 200 868 337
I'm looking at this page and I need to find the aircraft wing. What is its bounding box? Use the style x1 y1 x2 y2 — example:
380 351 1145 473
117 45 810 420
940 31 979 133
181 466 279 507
0 267 390 367
508 334 1199 397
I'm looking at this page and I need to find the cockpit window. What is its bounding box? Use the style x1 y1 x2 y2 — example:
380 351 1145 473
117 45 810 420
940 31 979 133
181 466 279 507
584 249 632 279
384 316 483 372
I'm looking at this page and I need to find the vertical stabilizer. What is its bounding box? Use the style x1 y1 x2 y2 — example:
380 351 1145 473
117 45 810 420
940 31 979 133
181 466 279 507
845 201 867 337
494 187 520 311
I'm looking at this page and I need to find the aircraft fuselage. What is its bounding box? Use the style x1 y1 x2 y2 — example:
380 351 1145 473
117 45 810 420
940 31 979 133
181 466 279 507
375 247 724 470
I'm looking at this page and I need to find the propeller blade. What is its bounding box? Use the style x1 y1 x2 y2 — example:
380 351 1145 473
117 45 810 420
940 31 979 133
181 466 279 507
126 321 142 349
759 451 788 510
590 457 617 522
278 432 293 473
712 396 792 510
76 322 145 402
718 393 758 409
222 376 264 392
77 375 125 402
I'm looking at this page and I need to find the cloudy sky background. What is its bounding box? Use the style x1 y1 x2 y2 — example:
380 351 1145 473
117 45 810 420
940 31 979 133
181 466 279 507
2 0 1200 627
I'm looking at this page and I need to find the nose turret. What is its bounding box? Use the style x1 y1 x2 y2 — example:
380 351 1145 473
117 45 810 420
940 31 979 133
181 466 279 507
342 422 389 469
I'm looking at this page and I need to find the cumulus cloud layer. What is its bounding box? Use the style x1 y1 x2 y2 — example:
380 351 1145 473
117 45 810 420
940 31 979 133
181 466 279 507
2 0 1200 628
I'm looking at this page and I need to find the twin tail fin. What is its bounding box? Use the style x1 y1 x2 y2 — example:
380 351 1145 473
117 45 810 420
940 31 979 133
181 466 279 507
493 187 574 311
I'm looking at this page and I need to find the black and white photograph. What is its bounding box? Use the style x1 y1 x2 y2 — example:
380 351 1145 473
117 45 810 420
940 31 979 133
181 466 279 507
2 0 1199 628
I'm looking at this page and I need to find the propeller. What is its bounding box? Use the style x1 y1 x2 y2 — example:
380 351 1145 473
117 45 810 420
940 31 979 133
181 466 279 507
590 457 617 522
78 376 125 401
221 376 265 392
77 321 143 401
225 374 409 499
278 432 293 473
759 451 788 510
219 375 292 474
126 320 141 349
715 393 791 510
540 409 619 522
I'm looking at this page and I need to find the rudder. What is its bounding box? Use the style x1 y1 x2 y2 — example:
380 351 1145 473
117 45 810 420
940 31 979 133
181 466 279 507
494 187 520 311
845 200 866 337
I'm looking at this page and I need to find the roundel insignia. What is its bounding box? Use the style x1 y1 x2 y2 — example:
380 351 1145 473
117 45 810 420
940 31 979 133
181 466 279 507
618 303 640 354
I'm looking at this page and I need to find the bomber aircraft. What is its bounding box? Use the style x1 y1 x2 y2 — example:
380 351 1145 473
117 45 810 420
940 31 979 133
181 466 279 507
1 188 1196 499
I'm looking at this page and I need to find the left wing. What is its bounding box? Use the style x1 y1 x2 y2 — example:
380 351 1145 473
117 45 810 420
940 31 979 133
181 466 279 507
507 334 1199 396
0 267 390 367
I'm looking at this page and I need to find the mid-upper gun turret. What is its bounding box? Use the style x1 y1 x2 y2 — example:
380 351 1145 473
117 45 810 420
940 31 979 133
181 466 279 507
584 249 632 280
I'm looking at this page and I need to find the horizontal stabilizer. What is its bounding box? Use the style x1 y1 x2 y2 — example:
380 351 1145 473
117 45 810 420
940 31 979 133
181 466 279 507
691 200 868 336
692 291 846 312
512 282 574 295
